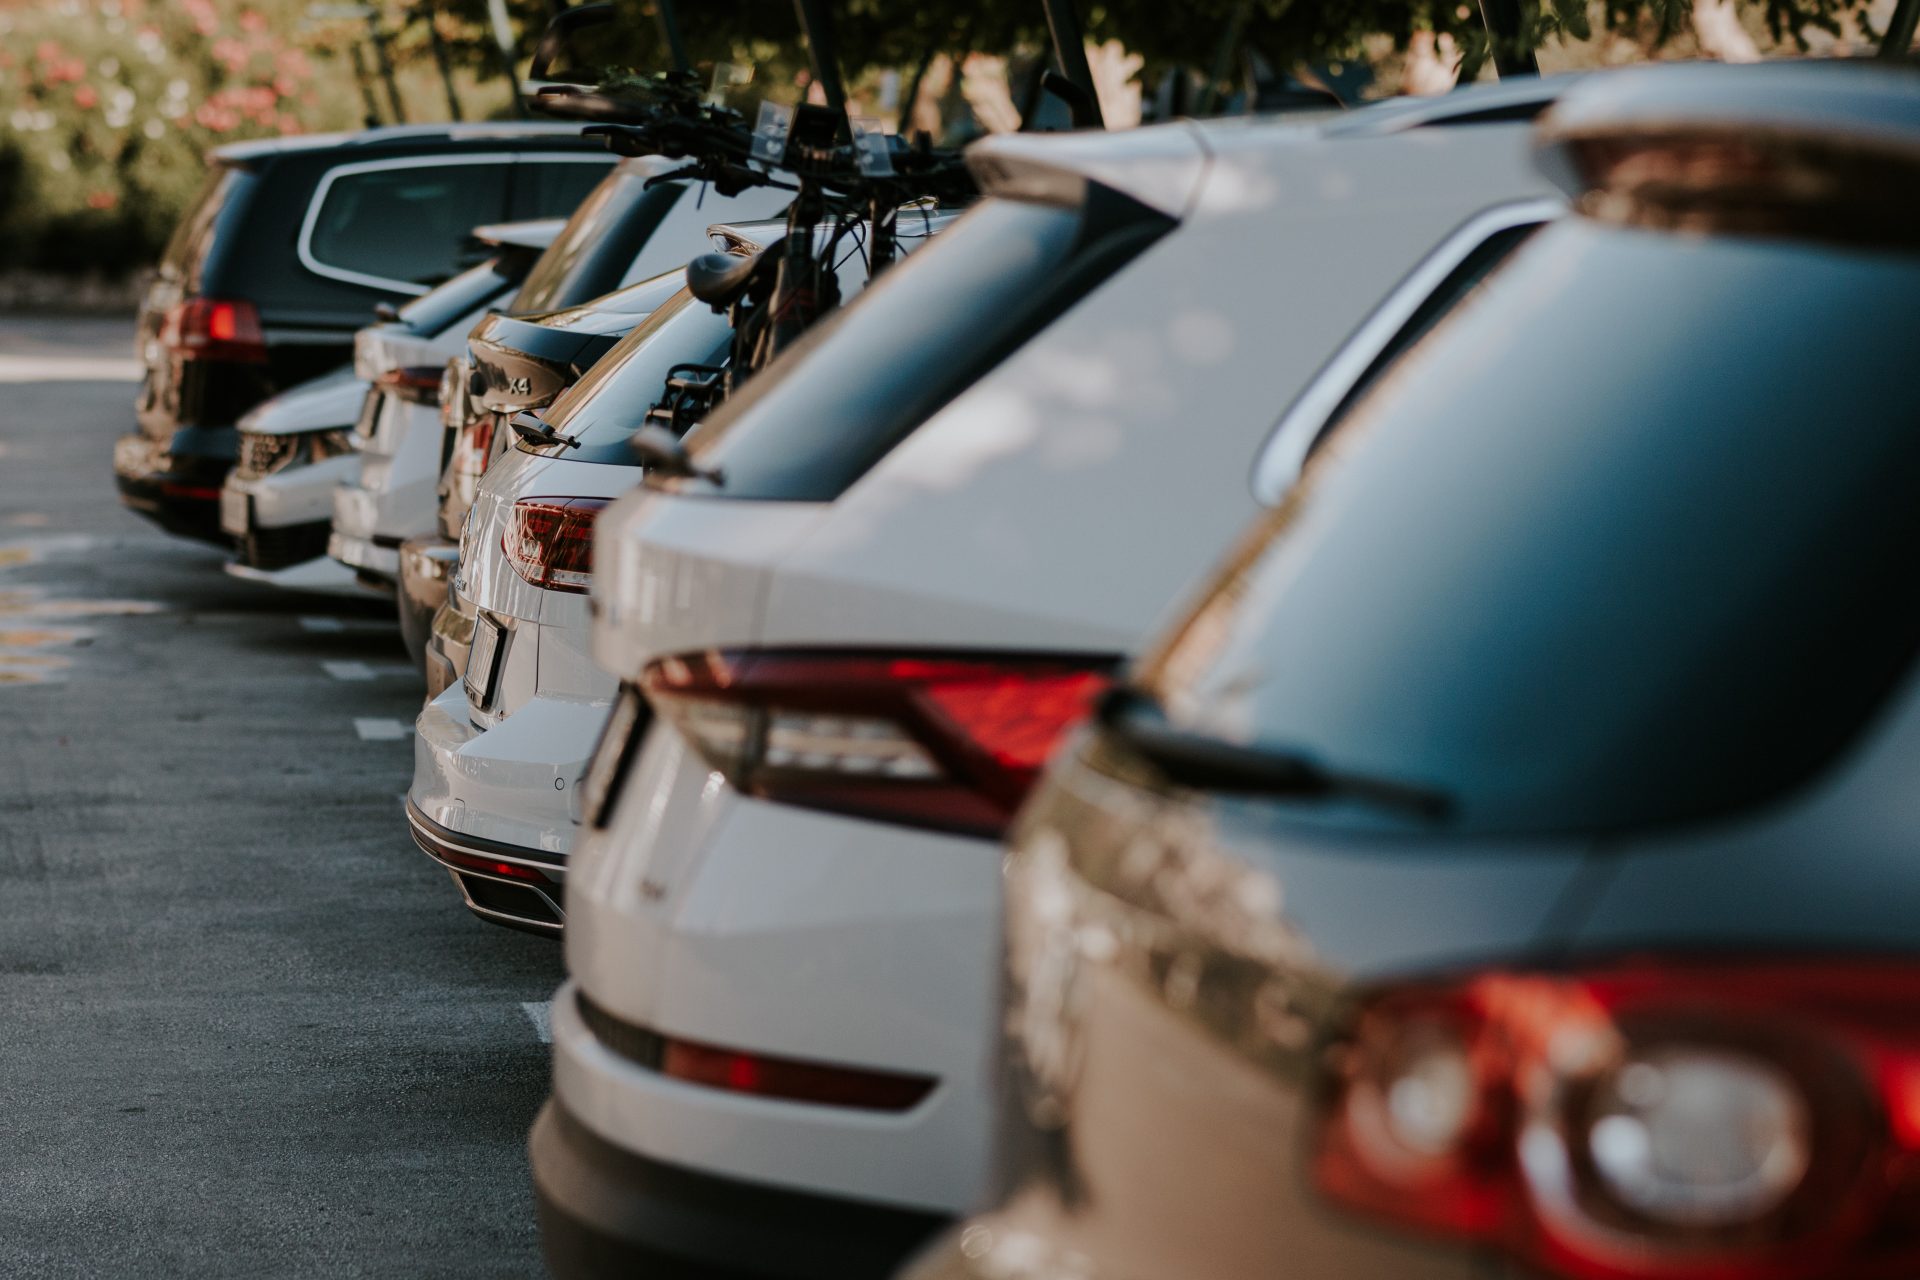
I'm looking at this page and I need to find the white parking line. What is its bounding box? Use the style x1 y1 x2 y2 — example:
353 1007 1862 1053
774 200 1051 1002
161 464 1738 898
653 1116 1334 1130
322 660 375 681
0 356 142 383
351 717 410 742
522 1001 553 1044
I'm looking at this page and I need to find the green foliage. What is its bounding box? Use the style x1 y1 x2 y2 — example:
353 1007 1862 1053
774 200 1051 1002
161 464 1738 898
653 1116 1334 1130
0 0 1902 282
0 0 364 276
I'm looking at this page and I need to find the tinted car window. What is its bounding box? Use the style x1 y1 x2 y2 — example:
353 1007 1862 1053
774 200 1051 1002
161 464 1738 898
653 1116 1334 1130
511 173 685 314
1143 219 1920 836
510 158 611 222
538 290 736 464
161 165 255 289
306 161 509 288
396 257 519 337
673 188 1174 502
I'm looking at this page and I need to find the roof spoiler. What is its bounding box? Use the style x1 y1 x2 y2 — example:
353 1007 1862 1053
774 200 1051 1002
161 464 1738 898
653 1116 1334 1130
1536 61 1920 251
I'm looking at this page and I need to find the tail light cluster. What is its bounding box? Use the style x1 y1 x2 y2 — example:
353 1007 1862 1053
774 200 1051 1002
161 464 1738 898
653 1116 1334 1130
160 297 266 364
1315 961 1920 1280
375 365 444 406
500 497 609 595
452 412 497 481
641 650 1114 836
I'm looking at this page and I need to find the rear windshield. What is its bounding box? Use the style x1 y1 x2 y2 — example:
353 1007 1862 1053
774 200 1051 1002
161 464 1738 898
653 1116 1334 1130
672 188 1176 502
511 172 685 315
396 257 519 337
1142 219 1920 837
538 290 736 464
160 165 255 289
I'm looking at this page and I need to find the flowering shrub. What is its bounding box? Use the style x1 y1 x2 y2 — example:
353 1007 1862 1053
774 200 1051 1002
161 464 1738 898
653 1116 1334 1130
0 0 360 279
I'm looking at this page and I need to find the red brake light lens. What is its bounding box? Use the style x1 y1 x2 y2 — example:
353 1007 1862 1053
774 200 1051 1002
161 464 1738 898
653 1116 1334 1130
660 1037 936 1112
377 364 446 406
161 297 266 364
640 650 1115 836
1314 960 1920 1280
454 412 498 479
499 497 608 595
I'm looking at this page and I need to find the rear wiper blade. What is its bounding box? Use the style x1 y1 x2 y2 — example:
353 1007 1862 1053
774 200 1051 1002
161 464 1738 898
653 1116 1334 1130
1097 687 1454 823
509 411 580 451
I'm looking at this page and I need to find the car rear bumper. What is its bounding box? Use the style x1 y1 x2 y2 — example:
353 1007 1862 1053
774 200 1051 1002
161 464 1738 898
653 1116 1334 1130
113 428 236 545
531 1038 949 1280
327 528 402 582
398 535 457 672
405 797 565 936
409 678 603 933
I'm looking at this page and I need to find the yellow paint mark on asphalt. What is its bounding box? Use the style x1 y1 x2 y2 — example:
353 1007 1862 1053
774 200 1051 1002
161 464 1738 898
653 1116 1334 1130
0 548 34 568
0 628 86 648
0 599 162 618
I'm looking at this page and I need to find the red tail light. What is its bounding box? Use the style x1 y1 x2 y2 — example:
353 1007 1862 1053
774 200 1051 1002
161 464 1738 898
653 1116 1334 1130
160 297 266 364
500 497 608 594
376 364 445 406
661 1037 936 1112
641 650 1116 836
434 846 555 886
453 413 497 479
1314 960 1920 1280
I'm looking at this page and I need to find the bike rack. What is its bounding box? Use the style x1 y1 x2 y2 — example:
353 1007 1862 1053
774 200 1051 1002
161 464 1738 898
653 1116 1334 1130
1478 0 1541 78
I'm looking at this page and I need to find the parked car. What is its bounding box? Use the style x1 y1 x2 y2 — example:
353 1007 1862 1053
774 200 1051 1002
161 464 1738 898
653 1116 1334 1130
407 213 949 936
328 154 791 601
114 122 613 544
531 84 1567 1280
908 59 1920 1280
220 219 563 595
392 265 684 673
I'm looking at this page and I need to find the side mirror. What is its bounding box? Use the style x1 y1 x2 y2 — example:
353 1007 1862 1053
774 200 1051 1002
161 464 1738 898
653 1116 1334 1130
629 425 723 485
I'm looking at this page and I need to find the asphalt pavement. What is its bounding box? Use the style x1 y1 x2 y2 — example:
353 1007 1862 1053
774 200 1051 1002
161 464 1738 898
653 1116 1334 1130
0 314 562 1278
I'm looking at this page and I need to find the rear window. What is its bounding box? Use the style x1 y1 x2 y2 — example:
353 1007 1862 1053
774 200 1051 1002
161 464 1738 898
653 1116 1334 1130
539 290 736 464
160 166 255 288
511 172 685 315
510 158 613 221
673 188 1175 502
395 257 519 337
304 159 510 291
1142 219 1920 836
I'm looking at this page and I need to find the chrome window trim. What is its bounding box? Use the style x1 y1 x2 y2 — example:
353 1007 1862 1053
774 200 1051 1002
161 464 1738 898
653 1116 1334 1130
1250 197 1563 505
297 152 608 297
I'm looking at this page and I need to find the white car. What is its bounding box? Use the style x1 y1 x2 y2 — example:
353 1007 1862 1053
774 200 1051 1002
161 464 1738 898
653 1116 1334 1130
408 215 948 937
533 82 1569 1277
220 220 561 595
328 155 792 591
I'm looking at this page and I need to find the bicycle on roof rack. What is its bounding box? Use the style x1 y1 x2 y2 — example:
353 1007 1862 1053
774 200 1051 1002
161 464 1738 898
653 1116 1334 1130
522 3 977 441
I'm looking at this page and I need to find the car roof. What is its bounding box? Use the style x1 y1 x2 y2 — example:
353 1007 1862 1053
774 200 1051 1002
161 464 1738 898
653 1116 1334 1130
969 76 1581 219
211 122 599 166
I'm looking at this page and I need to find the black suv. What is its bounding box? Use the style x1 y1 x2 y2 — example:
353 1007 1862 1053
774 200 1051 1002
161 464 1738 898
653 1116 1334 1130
116 124 611 543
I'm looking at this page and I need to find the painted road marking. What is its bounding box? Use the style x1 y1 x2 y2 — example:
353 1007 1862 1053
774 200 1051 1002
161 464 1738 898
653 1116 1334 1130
0 356 142 384
352 718 410 742
321 659 414 680
299 616 345 633
522 1001 553 1044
